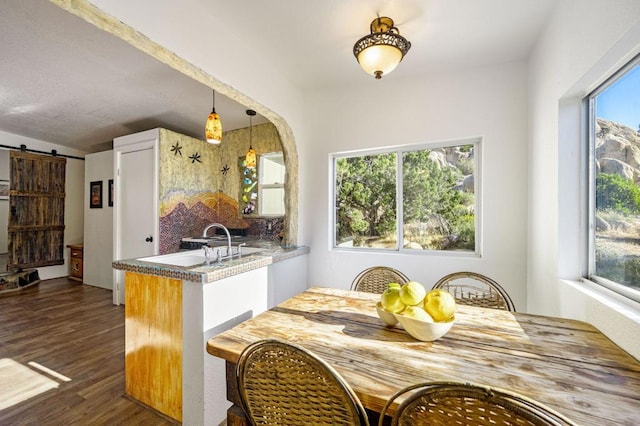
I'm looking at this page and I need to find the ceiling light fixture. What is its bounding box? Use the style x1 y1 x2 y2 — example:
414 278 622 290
245 109 257 169
205 89 222 144
353 16 411 79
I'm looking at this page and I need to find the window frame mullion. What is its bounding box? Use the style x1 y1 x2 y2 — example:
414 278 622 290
396 150 403 251
586 96 597 278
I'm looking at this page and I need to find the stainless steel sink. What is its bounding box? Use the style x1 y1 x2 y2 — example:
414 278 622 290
138 247 266 267
201 235 243 240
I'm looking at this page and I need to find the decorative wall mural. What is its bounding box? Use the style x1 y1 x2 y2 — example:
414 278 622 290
159 190 249 254
155 125 285 253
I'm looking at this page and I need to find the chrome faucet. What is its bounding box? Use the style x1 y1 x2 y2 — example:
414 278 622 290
202 223 232 257
202 245 221 265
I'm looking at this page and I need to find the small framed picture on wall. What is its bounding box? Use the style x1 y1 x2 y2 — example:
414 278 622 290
90 180 103 208
108 179 114 207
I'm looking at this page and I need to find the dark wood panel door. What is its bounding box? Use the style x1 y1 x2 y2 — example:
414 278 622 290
8 151 66 269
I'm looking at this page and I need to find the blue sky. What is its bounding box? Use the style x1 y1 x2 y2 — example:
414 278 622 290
596 64 640 130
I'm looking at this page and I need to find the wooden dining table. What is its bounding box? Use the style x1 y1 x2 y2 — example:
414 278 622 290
206 287 640 425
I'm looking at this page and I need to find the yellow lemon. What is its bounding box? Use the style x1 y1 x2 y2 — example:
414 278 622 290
399 281 427 306
424 289 456 322
387 282 402 291
380 283 406 313
400 306 434 323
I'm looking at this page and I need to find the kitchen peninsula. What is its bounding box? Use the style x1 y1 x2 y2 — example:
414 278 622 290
112 242 308 425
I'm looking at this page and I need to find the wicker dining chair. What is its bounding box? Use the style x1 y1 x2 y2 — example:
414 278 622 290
432 271 516 311
236 339 370 426
379 381 576 426
350 266 410 294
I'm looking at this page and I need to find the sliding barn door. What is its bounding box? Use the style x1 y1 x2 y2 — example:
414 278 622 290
8 151 66 269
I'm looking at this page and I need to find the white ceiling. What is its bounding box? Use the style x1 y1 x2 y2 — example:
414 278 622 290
211 0 558 88
0 0 557 153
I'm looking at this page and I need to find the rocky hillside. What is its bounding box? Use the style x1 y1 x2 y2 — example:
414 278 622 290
596 118 640 183
429 145 475 192
594 118 640 269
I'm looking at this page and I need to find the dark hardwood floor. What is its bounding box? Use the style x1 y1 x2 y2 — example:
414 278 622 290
0 277 177 425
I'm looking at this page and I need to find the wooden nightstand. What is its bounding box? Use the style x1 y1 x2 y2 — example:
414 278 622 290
67 244 83 282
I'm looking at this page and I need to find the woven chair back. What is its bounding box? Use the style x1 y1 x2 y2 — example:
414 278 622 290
380 382 576 426
351 266 410 294
236 339 370 426
432 271 516 311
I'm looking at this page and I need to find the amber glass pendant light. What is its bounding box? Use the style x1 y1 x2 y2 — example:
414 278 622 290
245 109 257 169
205 89 222 144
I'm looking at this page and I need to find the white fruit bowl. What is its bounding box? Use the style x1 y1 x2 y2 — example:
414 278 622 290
376 302 399 326
394 314 454 341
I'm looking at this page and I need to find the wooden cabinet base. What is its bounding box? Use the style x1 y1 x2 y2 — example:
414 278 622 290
67 244 83 282
124 272 182 422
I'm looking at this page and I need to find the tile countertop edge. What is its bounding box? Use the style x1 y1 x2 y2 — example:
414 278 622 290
112 246 310 284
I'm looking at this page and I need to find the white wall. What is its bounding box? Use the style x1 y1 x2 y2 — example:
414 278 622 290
0 130 86 280
84 150 113 289
528 0 640 358
304 61 530 309
183 268 269 426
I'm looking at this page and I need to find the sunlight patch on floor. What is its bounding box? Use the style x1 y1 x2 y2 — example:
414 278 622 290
0 358 60 410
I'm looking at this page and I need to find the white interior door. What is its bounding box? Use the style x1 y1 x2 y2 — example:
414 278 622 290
113 130 159 305
120 148 155 259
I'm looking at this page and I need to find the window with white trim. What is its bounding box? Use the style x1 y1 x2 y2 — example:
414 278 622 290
259 152 285 216
587 55 640 301
332 139 480 253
